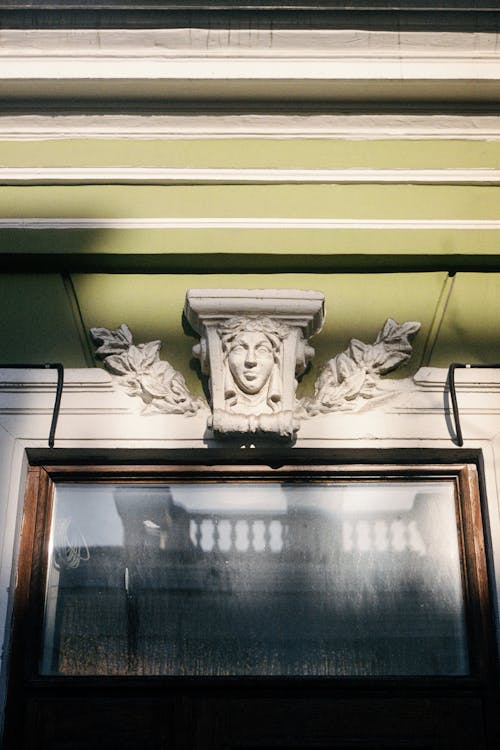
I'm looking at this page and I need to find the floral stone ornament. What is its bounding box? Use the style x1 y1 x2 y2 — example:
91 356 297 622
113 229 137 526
184 289 325 439
90 292 421 442
300 318 421 416
90 323 203 415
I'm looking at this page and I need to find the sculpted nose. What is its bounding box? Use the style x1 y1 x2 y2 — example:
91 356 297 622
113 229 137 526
245 347 257 367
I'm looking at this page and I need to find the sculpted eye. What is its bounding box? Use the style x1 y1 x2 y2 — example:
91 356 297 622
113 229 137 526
256 344 272 354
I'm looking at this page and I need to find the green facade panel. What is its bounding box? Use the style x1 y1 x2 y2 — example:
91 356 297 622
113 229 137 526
1 139 500 169
429 273 500 367
1 134 499 373
1 184 499 219
0 274 89 367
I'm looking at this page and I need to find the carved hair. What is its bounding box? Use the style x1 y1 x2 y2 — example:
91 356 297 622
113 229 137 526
218 316 289 359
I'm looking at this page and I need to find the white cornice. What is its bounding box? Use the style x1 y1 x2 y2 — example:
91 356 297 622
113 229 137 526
0 369 112 391
1 114 500 140
2 167 500 185
1 218 500 230
0 29 499 104
1 30 498 57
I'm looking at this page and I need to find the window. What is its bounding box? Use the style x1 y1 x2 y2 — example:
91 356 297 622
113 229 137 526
4 457 498 749
43 477 469 678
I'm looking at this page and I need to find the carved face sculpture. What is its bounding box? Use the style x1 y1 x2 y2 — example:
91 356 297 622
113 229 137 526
227 330 275 396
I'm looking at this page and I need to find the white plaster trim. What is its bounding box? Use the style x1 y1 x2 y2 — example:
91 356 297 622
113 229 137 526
0 31 499 104
0 368 113 391
2 218 500 231
414 367 500 390
1 114 500 140
1 366 500 441
185 288 325 330
1 30 498 58
0 30 498 76
3 56 499 80
3 167 500 185
3 370 497 435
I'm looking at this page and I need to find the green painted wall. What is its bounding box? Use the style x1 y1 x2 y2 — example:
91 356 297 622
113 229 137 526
0 274 89 367
1 139 500 169
1 136 499 381
1 184 498 219
3 270 500 394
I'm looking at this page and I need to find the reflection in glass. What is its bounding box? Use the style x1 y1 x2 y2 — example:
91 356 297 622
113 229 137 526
42 481 468 676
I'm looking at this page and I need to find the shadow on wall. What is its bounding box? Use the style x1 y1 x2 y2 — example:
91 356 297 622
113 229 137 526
0 226 109 368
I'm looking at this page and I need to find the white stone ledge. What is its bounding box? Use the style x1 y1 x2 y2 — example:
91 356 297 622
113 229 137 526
0 368 112 390
414 367 500 389
1 114 500 140
3 167 500 186
3 218 500 231
0 367 499 446
0 29 497 57
0 30 498 103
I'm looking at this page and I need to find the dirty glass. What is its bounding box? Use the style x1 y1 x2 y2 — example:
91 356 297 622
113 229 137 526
42 480 469 676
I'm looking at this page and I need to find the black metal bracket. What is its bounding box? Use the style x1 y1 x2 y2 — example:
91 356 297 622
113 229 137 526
448 363 500 447
0 364 64 448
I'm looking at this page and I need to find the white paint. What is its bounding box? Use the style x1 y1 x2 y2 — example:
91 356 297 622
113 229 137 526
2 56 498 80
0 29 497 57
1 218 500 230
1 114 500 140
2 167 500 185
185 288 324 439
0 29 499 103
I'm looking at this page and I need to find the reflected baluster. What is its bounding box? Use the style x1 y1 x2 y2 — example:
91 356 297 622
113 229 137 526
249 520 255 552
213 518 220 552
230 518 237 552
195 518 202 550
264 519 271 553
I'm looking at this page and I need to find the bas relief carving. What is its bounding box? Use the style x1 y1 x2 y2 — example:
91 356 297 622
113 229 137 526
300 318 421 417
90 323 203 415
221 318 286 408
91 290 421 442
215 317 291 435
185 289 324 439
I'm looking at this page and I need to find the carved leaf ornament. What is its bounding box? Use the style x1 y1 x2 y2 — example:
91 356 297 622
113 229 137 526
301 318 421 416
91 324 204 415
91 315 420 428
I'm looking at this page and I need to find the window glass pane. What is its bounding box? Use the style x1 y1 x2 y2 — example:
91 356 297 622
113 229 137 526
42 480 468 676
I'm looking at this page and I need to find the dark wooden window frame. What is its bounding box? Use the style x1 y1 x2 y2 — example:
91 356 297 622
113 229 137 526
3 451 500 748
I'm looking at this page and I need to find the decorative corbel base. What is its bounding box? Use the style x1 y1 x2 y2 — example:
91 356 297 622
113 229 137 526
184 288 325 441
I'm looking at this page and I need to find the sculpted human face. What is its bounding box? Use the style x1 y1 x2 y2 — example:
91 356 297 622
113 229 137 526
227 331 275 395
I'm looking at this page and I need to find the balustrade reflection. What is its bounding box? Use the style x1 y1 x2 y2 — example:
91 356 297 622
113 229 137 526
42 481 469 677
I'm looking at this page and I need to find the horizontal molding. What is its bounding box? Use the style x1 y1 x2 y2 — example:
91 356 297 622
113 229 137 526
4 58 498 76
2 167 500 185
2 218 500 230
0 30 499 106
1 115 500 140
1 29 498 63
0 368 112 390
1 76 499 109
